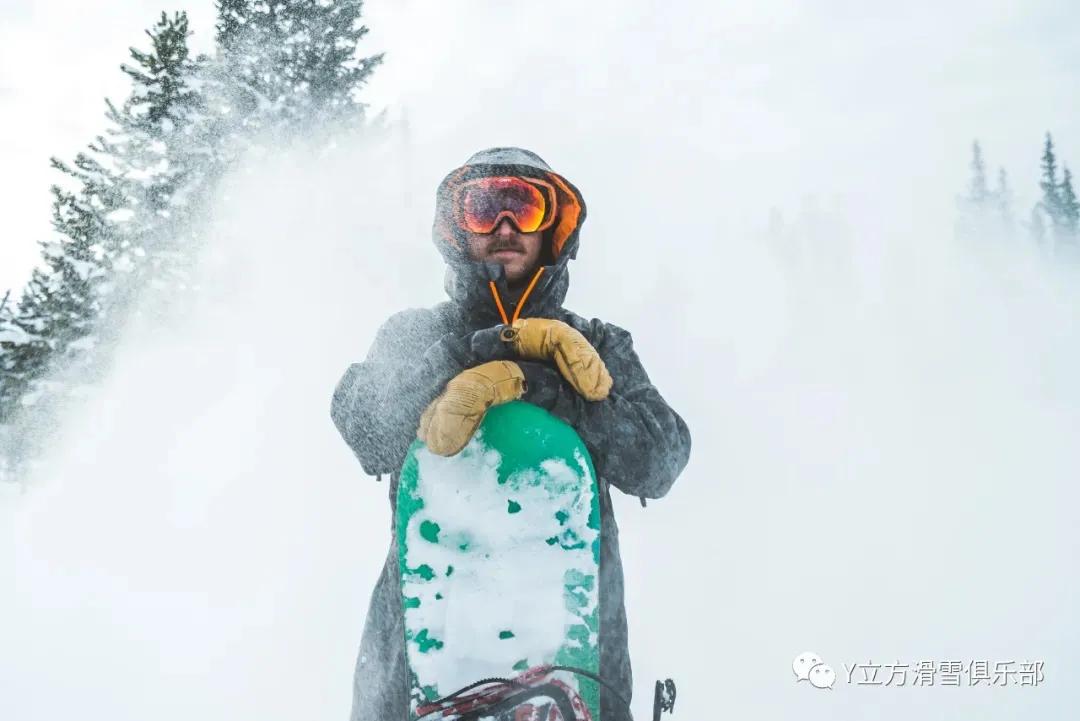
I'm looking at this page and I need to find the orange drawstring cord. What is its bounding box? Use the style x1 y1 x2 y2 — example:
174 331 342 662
488 281 510 325
512 267 546 323
488 266 546 326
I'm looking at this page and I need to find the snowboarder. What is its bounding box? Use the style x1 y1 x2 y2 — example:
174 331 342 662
331 147 692 720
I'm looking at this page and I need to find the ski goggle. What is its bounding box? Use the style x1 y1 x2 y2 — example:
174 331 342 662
456 176 558 234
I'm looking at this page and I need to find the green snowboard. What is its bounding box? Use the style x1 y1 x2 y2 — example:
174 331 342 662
397 400 602 718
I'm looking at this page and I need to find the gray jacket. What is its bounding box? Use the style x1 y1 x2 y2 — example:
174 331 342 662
331 147 691 720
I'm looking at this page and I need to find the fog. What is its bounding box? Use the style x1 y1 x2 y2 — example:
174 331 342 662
3 1 1080 719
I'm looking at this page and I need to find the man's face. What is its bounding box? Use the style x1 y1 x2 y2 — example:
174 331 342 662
465 218 544 286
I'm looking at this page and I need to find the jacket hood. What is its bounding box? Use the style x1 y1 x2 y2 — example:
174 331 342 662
432 147 587 325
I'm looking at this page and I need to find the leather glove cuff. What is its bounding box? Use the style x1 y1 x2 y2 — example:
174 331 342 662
462 359 527 405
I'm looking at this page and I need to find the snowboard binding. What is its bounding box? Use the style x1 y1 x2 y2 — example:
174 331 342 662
414 664 676 721
415 665 594 720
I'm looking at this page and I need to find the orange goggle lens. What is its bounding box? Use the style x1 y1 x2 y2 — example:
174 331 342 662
459 176 557 234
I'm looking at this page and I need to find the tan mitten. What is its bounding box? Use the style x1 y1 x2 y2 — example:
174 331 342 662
418 360 527 456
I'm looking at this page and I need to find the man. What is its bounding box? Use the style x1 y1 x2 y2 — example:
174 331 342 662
331 147 691 720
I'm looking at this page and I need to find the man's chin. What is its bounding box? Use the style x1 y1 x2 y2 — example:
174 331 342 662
488 249 525 263
490 258 526 279
502 266 533 286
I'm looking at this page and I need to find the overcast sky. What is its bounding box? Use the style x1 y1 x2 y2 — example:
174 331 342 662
2 1 1079 294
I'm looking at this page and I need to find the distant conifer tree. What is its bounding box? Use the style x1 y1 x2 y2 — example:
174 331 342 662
993 167 1014 233
1038 134 1064 234
1059 166 1080 240
968 141 990 205
957 140 997 242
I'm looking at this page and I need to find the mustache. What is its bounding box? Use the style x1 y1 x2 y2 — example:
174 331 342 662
487 241 524 253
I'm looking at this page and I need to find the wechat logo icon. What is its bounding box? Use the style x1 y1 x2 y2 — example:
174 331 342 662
793 651 836 690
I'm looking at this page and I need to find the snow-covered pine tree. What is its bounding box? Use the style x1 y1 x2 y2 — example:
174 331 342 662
993 167 1014 235
0 292 11 338
215 0 249 48
210 0 384 146
1059 166 1079 243
0 178 115 470
1028 205 1047 249
968 141 990 205
103 11 214 313
1038 133 1064 239
957 140 997 242
0 12 207 477
1 3 383 482
0 289 23 480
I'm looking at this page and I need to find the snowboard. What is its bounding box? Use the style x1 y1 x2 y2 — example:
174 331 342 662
397 400 602 719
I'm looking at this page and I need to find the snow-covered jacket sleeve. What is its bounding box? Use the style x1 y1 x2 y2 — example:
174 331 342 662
331 309 511 477
517 319 691 501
